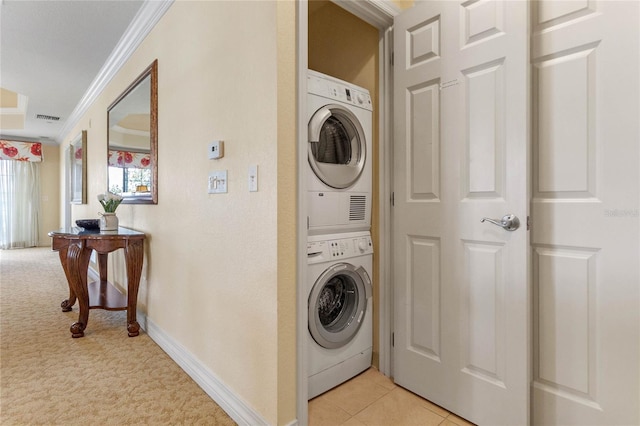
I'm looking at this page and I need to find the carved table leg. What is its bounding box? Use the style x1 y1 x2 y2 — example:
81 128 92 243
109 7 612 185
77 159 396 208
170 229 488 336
66 241 92 338
98 252 108 283
125 239 144 337
57 247 77 312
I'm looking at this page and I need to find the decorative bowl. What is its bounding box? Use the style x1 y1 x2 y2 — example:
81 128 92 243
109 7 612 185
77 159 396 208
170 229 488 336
75 219 100 230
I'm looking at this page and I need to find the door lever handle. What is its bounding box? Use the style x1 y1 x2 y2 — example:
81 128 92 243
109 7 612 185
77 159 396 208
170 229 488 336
481 214 520 231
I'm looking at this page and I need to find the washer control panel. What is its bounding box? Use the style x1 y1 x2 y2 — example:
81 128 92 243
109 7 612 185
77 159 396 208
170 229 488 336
307 233 373 265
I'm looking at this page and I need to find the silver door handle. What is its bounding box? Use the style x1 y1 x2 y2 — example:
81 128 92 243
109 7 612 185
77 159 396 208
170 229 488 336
481 214 520 231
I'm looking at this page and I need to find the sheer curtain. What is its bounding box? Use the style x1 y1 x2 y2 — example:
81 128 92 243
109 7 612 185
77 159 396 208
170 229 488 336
0 160 41 249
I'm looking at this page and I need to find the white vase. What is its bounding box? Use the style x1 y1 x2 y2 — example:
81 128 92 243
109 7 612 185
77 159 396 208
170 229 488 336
99 212 119 231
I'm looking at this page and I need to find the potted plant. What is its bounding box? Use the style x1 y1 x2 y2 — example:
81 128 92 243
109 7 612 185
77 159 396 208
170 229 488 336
97 191 123 231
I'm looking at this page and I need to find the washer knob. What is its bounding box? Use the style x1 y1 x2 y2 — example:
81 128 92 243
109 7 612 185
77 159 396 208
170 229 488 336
358 240 367 253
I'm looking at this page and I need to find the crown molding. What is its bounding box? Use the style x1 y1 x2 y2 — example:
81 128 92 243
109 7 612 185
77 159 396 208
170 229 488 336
57 0 173 143
331 0 400 29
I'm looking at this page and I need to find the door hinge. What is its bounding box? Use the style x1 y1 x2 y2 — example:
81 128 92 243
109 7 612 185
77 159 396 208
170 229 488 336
390 51 394 67
392 332 395 347
527 215 531 231
391 192 395 207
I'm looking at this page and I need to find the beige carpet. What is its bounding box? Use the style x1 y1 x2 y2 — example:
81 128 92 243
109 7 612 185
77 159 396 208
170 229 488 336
0 247 236 425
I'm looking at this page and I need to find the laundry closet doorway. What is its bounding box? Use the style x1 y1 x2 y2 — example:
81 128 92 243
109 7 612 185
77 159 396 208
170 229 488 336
298 1 639 425
307 0 382 367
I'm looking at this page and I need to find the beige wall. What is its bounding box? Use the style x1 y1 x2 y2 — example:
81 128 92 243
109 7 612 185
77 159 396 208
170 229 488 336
309 1 379 92
308 1 381 367
393 0 415 10
59 1 296 424
39 143 60 245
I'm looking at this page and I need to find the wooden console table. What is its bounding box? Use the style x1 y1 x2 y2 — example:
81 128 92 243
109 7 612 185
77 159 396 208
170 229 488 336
49 227 145 338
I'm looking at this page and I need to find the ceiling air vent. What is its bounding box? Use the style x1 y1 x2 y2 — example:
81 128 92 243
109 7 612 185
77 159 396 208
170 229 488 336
35 114 60 121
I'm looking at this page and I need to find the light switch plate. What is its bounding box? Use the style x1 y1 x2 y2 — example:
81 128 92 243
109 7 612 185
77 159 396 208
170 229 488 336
208 170 227 193
208 140 224 159
248 164 258 192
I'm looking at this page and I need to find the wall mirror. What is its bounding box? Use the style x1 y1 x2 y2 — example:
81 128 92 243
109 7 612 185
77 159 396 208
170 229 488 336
107 59 158 204
70 130 87 204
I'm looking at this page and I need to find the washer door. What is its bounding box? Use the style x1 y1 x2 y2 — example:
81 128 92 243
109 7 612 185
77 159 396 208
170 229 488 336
308 104 366 189
308 263 371 349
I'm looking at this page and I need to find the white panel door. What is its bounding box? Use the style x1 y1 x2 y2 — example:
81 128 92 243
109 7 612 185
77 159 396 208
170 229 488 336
531 1 640 424
392 1 529 425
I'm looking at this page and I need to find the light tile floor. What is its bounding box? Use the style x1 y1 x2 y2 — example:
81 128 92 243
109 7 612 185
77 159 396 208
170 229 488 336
309 368 476 426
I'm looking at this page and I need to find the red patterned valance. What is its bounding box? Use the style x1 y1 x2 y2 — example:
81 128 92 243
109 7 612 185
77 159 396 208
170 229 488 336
108 149 150 169
74 147 83 162
0 140 42 162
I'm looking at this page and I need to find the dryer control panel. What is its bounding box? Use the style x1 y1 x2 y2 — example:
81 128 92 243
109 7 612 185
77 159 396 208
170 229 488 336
307 233 373 265
308 71 373 112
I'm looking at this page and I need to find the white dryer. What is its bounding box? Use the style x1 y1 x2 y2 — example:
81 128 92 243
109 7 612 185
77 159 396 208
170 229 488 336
307 231 373 399
307 70 373 236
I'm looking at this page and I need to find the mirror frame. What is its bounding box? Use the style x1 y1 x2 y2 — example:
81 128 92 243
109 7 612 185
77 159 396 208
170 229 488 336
107 59 158 204
70 130 87 204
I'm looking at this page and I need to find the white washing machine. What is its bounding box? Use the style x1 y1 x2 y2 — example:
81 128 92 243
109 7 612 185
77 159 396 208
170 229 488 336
307 70 373 236
307 231 373 399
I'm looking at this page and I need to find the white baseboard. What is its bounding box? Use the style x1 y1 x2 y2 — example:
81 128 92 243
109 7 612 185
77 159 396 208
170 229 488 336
138 312 271 426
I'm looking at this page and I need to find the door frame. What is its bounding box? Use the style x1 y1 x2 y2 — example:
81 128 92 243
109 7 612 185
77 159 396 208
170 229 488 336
296 1 398 424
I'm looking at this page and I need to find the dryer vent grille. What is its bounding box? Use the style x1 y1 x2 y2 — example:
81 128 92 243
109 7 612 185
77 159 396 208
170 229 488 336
349 195 366 221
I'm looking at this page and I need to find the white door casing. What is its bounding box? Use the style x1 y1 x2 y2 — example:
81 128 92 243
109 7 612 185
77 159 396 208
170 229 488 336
531 1 640 425
392 1 529 425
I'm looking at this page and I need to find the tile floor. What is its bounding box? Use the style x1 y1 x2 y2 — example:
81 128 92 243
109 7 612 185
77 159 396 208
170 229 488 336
308 368 475 426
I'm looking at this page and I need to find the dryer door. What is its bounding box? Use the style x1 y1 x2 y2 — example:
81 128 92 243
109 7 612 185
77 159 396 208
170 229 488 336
308 104 366 189
308 263 371 349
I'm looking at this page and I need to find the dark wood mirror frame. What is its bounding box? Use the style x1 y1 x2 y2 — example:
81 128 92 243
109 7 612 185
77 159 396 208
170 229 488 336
107 59 158 204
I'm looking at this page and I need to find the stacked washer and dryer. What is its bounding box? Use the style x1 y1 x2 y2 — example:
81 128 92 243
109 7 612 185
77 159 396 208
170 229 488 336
306 70 374 399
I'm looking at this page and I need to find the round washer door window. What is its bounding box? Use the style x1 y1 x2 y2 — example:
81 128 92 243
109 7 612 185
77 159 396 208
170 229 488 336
308 263 371 349
308 104 366 189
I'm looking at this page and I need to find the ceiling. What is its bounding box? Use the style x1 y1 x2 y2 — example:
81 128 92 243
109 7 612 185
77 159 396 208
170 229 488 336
0 0 145 145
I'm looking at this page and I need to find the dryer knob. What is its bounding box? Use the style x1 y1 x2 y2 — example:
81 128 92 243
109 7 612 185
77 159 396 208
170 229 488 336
357 94 364 105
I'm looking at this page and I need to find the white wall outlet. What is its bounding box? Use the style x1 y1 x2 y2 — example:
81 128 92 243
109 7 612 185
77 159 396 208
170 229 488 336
248 164 258 192
208 140 224 159
208 170 227 193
